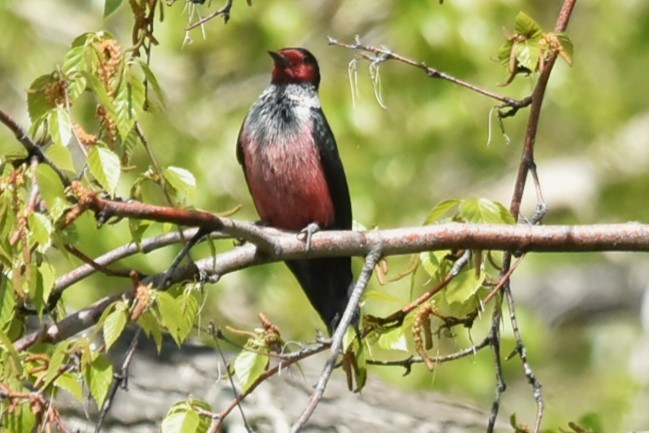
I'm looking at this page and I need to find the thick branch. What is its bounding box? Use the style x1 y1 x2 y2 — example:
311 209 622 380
14 221 649 352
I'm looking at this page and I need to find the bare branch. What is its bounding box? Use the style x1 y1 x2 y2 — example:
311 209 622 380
291 246 383 432
328 36 531 112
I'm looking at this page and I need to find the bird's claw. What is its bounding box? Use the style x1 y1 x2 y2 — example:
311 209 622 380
298 222 320 251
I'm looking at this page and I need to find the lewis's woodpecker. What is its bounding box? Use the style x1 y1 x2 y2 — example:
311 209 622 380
236 48 354 334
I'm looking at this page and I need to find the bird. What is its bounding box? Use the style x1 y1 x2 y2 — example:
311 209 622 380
236 47 355 334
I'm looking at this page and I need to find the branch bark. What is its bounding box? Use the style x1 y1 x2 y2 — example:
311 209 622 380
14 220 649 352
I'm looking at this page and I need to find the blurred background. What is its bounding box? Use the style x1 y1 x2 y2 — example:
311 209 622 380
1 0 649 431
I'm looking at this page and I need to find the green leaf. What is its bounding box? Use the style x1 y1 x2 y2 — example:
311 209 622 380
71 32 100 49
62 45 88 75
419 250 448 278
424 199 460 224
37 261 56 308
29 212 53 253
155 291 182 345
233 349 269 392
27 74 57 123
458 198 515 224
163 166 197 199
88 145 121 195
3 402 37 433
377 327 408 351
552 31 574 66
46 143 76 173
104 0 124 17
113 69 146 140
177 285 200 343
514 40 541 72
55 372 84 402
0 279 17 332
62 45 89 102
445 268 486 305
34 164 68 221
137 310 163 353
162 400 212 433
514 11 543 38
44 343 67 387
136 60 166 109
86 353 113 407
103 304 128 349
0 329 22 374
87 72 118 121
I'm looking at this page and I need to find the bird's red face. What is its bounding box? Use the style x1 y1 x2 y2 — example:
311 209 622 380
269 48 321 87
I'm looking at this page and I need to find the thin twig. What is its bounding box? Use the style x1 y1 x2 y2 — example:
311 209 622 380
210 341 330 432
185 0 234 30
367 335 491 374
209 324 253 433
64 244 138 279
328 36 531 112
53 228 206 296
0 107 70 187
499 1 579 432
94 328 141 433
291 246 383 432
503 286 544 433
486 305 506 433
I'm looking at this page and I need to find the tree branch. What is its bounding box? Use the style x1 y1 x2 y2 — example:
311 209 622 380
13 221 649 352
291 247 383 432
328 35 531 112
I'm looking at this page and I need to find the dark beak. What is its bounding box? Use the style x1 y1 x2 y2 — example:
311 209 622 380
268 50 289 67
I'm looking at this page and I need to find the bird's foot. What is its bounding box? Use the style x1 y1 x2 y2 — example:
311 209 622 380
297 222 320 251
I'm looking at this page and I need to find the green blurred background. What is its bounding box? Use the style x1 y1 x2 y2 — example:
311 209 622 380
2 0 649 431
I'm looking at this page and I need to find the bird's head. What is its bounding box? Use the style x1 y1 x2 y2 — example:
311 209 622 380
268 48 321 88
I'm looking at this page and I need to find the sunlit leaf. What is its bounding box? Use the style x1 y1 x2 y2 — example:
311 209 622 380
419 250 447 278
377 327 408 351
43 342 67 387
48 106 73 147
136 60 166 109
163 166 196 199
3 402 37 433
137 310 163 353
86 72 118 122
177 285 200 343
233 349 268 392
28 212 53 253
62 45 88 75
46 143 75 173
514 11 543 38
37 261 56 307
34 164 68 220
514 40 541 72
27 74 57 123
87 145 121 195
155 291 182 345
55 372 84 402
424 199 460 224
552 32 574 66
86 353 113 407
103 305 128 349
444 268 485 305
458 198 515 224
113 69 146 139
162 400 212 433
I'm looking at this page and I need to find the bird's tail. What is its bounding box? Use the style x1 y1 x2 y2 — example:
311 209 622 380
286 257 357 335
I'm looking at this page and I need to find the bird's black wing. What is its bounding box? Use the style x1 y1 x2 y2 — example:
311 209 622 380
310 107 352 230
